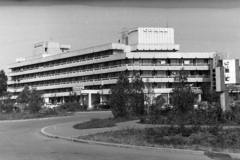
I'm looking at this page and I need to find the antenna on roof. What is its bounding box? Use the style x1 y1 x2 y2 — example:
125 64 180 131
227 52 230 59
166 17 169 28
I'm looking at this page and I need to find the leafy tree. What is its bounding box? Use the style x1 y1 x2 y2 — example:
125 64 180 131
155 94 166 108
145 78 155 115
109 72 131 118
16 86 44 113
201 83 220 104
170 69 195 127
28 88 44 113
170 85 195 114
0 92 14 113
0 70 8 96
65 92 79 103
129 73 145 116
149 95 166 123
16 85 30 104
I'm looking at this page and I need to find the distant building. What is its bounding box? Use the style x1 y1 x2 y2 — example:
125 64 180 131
7 27 238 109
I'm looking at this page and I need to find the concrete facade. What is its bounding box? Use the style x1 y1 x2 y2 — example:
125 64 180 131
7 27 225 109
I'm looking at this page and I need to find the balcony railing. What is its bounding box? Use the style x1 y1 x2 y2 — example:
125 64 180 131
10 55 111 74
10 64 125 82
8 77 119 91
127 63 209 66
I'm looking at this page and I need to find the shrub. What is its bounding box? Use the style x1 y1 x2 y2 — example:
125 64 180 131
73 117 132 130
0 103 14 113
59 102 87 111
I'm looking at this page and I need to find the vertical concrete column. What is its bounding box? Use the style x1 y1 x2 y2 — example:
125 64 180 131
167 93 169 104
198 94 201 102
100 95 103 103
79 95 83 105
220 91 230 111
88 93 92 109
44 97 49 103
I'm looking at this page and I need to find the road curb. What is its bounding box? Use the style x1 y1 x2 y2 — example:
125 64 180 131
40 123 240 158
0 111 111 123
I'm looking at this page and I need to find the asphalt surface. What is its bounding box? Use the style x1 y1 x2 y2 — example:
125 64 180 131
0 112 237 160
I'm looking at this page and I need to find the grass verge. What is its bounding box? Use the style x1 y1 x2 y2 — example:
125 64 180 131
0 112 72 121
73 117 135 130
78 126 240 153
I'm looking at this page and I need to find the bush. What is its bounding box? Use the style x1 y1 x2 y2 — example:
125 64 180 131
73 117 132 129
59 102 87 111
144 125 240 149
39 107 59 115
0 103 14 113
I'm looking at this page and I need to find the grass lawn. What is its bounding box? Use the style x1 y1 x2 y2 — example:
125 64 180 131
0 112 72 121
78 126 240 153
73 117 135 130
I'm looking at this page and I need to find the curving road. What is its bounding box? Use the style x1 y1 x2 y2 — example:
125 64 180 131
0 112 226 160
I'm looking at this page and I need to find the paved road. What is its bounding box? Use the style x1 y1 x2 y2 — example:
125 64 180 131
0 112 223 160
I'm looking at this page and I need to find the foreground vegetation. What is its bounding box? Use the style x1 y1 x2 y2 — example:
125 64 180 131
78 126 240 153
73 117 134 130
0 110 72 121
74 72 240 153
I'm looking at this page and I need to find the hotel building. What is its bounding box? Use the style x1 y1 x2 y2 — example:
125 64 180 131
7 27 223 109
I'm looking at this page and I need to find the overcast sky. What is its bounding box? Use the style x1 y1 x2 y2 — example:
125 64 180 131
1 0 240 72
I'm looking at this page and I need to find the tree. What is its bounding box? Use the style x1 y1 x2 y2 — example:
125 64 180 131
109 72 131 118
0 70 8 97
65 92 79 103
201 83 220 104
170 85 195 115
129 73 145 116
170 69 195 127
16 85 30 104
145 78 155 115
16 86 44 113
28 88 44 113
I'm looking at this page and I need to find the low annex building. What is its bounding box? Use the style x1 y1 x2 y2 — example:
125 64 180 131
7 27 233 109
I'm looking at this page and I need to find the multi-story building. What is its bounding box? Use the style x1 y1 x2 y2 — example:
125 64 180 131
7 27 222 109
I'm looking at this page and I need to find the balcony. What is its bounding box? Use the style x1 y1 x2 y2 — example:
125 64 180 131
7 77 119 92
9 55 112 75
8 64 127 85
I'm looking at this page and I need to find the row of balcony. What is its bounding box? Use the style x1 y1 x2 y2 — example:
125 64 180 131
10 56 209 75
10 63 209 83
9 65 209 84
8 75 210 92
11 55 110 74
128 63 209 66
8 77 118 91
10 64 126 83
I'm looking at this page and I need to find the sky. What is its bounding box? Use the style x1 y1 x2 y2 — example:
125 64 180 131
0 0 240 73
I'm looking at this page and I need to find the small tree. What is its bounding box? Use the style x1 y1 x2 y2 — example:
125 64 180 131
109 72 130 118
149 94 166 123
0 70 8 97
16 85 30 104
28 88 44 113
170 69 195 127
65 92 79 103
16 86 44 113
201 83 220 104
129 73 145 116
145 78 155 115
